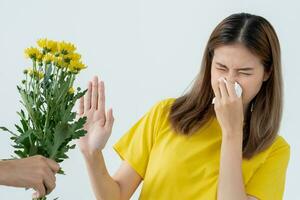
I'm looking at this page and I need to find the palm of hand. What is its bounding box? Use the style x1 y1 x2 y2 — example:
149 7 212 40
77 76 114 153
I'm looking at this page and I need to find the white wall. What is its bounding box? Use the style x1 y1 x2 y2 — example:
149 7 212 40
0 0 299 199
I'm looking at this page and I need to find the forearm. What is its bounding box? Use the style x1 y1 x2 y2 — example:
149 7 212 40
83 151 121 200
217 132 248 200
0 160 7 185
0 160 11 186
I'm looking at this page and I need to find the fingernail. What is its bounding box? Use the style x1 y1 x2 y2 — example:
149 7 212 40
218 77 227 83
32 192 39 198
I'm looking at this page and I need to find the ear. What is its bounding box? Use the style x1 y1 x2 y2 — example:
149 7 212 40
263 69 271 82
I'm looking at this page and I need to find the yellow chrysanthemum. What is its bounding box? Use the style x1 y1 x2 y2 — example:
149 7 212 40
70 53 81 61
58 41 76 54
24 39 85 73
36 53 44 62
68 87 75 94
37 39 58 53
24 47 42 60
63 53 81 62
53 56 65 68
68 60 86 73
27 68 44 80
43 53 55 64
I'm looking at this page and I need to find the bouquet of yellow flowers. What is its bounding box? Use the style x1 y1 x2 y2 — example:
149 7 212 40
0 39 88 200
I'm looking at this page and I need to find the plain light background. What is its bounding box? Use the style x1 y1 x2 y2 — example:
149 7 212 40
0 0 299 199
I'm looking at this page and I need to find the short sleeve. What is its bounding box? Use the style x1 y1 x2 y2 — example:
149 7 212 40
113 99 167 179
246 137 290 200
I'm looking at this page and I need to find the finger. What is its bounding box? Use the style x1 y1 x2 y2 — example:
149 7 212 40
226 81 237 97
105 108 114 131
84 81 92 111
91 76 99 109
33 183 46 198
43 170 56 195
78 97 84 115
218 78 229 100
98 81 106 115
45 159 60 173
211 80 221 100
32 191 39 199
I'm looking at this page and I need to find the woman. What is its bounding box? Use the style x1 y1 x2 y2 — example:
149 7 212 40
78 13 290 200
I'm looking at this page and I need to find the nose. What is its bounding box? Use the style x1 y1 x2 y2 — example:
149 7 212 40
223 76 236 84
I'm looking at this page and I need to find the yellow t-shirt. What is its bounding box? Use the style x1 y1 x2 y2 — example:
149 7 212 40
113 98 290 200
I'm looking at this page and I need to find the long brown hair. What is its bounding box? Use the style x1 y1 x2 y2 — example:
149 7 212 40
169 13 283 159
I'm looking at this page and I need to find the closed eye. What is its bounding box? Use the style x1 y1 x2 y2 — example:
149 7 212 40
239 72 252 76
217 68 252 76
215 62 254 76
217 67 227 71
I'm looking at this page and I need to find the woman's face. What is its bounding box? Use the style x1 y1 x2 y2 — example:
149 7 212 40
211 43 270 113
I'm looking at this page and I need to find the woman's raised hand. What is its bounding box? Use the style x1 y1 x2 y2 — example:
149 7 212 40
78 76 114 155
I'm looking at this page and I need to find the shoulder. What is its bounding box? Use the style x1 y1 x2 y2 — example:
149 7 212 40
150 97 176 114
267 135 290 159
146 98 176 129
271 136 290 150
155 97 176 107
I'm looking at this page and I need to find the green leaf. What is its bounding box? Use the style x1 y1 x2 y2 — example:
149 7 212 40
15 129 33 144
57 168 65 175
73 129 87 139
29 145 38 156
17 110 29 133
15 124 24 134
19 89 39 129
12 144 24 149
0 126 17 136
74 89 87 100
14 150 27 158
49 122 72 159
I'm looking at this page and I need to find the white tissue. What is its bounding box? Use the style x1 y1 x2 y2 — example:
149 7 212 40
212 79 242 104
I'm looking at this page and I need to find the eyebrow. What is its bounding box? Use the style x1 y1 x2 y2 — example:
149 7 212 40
216 62 254 71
